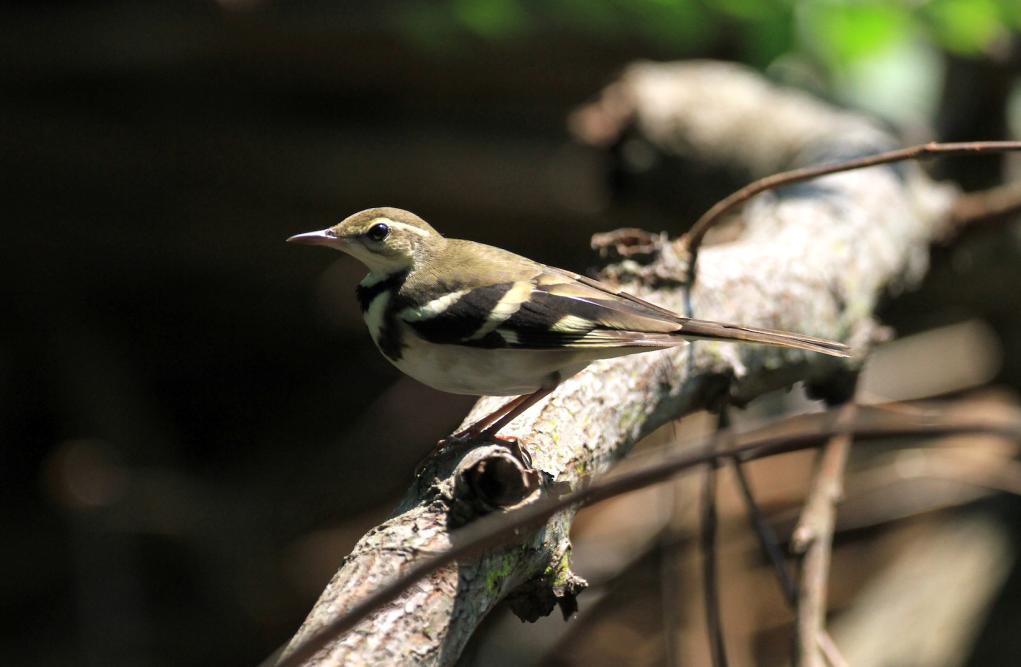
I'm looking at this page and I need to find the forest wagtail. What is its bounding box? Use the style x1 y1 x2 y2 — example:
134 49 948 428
289 208 848 445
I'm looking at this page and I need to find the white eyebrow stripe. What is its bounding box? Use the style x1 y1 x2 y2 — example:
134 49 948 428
375 218 430 238
399 290 469 321
469 281 534 339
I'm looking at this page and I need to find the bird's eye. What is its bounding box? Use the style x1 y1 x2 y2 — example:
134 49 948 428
366 222 390 242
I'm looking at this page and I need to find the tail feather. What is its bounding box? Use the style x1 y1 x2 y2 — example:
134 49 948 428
678 319 851 358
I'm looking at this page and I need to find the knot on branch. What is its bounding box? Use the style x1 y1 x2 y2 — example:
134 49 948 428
591 227 664 263
592 228 691 287
449 445 542 528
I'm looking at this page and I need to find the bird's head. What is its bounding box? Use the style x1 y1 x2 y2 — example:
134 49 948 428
288 207 443 275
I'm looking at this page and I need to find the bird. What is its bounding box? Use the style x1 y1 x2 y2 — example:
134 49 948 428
288 207 849 448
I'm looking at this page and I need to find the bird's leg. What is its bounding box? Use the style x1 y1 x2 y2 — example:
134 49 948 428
451 394 531 440
474 373 560 468
419 395 531 477
427 374 560 472
477 375 559 441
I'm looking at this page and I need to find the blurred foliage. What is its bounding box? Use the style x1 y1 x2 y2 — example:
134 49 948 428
390 0 1021 128
395 0 1021 65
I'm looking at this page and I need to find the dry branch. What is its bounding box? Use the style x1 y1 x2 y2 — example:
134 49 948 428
700 416 728 667
279 61 958 666
793 402 857 667
728 445 848 667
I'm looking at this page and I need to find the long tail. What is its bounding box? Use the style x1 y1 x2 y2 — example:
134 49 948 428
678 319 851 358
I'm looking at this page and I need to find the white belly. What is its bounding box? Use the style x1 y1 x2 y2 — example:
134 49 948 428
383 323 592 395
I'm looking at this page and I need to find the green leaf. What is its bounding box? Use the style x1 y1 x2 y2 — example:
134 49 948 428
704 0 786 22
547 0 624 37
622 0 712 51
801 3 913 67
923 0 1006 55
452 0 529 40
743 9 796 65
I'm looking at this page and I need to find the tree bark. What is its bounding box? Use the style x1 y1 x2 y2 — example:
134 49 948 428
280 61 956 666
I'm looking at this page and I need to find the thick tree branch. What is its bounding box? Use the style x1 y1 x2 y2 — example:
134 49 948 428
279 61 959 666
277 413 1021 667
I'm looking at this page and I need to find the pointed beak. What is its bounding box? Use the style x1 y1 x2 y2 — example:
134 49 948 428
286 229 346 248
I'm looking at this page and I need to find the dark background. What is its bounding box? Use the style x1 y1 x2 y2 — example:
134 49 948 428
3 2 1021 665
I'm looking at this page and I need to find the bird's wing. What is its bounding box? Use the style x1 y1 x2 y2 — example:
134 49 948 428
535 268 849 356
396 265 679 351
497 268 688 348
399 263 849 357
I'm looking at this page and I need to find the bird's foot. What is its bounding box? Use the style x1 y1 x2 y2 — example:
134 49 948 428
415 430 532 477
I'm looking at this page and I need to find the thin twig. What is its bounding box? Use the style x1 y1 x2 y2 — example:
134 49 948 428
818 633 850 667
943 181 1021 243
659 421 684 667
793 403 858 667
273 415 1020 667
730 453 848 667
701 412 729 667
730 460 797 601
681 140 1021 276
701 460 726 666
